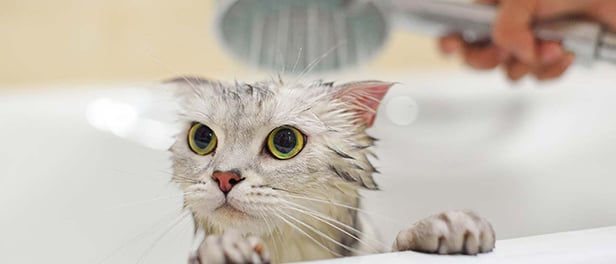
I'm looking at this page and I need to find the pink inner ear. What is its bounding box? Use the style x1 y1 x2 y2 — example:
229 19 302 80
337 81 393 127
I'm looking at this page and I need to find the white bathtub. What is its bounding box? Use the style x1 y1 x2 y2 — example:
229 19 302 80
1 66 616 263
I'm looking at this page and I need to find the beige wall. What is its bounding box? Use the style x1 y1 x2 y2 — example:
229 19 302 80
0 0 457 89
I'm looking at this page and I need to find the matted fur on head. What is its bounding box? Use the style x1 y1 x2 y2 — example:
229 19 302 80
166 77 392 261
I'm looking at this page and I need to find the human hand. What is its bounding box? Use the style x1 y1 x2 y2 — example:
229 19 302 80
439 0 616 81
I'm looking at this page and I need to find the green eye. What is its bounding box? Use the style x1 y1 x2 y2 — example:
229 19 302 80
266 126 305 160
188 123 217 155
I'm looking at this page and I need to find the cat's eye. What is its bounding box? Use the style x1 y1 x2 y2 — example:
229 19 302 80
188 123 217 156
266 126 306 160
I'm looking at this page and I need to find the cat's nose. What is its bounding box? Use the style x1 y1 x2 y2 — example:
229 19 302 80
212 170 243 194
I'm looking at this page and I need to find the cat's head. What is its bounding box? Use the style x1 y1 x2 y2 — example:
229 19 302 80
167 77 392 234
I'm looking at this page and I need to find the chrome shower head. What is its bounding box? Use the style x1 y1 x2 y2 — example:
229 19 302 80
216 0 616 74
216 0 389 73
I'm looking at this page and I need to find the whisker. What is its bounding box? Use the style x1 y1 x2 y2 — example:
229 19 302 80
95 208 186 264
138 49 204 99
101 192 193 213
172 179 200 185
136 210 191 264
283 202 387 252
256 208 280 261
262 206 286 260
277 210 365 255
281 193 362 212
159 170 199 184
295 40 347 81
280 193 402 225
61 191 193 225
273 211 343 258
291 47 304 74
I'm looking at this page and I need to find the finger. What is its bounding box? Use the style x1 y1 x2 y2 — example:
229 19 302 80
587 0 616 30
505 59 532 81
221 231 246 263
234 237 254 261
537 41 564 65
200 236 225 264
439 35 464 55
534 53 575 80
247 236 270 263
493 0 538 64
463 44 503 70
489 0 595 20
533 0 595 18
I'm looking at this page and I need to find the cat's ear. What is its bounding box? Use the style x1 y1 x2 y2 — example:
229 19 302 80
334 81 394 127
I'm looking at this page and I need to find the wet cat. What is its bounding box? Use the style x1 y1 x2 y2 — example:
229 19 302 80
166 77 495 263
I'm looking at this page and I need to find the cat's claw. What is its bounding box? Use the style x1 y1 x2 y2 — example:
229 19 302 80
189 230 271 264
393 210 495 255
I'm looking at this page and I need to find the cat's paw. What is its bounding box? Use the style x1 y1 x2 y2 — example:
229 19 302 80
189 230 271 264
392 210 495 255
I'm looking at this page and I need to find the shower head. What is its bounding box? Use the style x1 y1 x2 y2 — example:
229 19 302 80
215 0 389 74
215 0 616 74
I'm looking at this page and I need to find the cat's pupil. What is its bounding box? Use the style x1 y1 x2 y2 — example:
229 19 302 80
194 125 214 149
273 128 297 154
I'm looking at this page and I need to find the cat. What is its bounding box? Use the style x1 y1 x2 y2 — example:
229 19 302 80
166 77 495 263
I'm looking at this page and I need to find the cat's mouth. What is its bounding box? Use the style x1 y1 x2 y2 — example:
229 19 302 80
215 203 249 218
207 202 271 234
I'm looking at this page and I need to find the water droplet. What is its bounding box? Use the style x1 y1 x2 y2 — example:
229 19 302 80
386 96 418 126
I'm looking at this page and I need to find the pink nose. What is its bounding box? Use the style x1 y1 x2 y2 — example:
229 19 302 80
212 171 242 194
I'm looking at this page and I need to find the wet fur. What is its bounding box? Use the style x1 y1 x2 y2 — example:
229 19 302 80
167 77 387 262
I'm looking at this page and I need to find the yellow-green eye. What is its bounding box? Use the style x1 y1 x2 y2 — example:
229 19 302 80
188 123 217 155
266 126 306 160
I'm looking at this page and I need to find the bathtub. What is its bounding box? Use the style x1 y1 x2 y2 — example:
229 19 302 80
1 66 616 263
